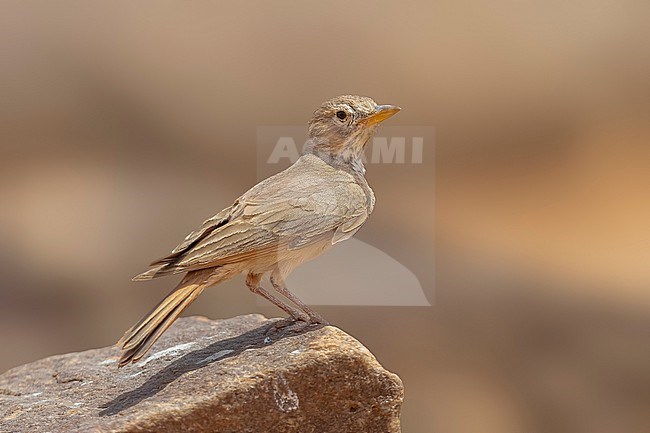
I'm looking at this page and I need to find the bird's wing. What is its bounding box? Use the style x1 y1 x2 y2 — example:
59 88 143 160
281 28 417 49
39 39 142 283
147 206 234 267
172 156 370 271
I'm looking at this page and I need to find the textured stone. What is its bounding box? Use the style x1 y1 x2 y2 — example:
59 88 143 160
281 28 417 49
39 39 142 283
0 315 403 432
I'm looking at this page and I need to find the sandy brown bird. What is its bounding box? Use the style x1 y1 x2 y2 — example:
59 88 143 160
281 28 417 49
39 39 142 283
117 95 400 366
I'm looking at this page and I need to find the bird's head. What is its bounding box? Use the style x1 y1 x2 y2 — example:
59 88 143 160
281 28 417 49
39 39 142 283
305 95 400 169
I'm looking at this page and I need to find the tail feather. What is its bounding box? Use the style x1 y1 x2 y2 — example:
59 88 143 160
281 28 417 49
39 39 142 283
117 273 208 367
132 263 175 281
117 285 190 348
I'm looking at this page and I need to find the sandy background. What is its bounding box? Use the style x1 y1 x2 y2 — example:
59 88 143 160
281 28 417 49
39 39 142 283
1 2 648 432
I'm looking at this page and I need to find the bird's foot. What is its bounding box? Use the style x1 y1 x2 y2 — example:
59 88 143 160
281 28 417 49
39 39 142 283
305 311 328 326
264 315 324 336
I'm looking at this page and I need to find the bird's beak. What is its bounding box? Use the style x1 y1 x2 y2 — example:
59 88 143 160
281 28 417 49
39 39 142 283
362 104 401 126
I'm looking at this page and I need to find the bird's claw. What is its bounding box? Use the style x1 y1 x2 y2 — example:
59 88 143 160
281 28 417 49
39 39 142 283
264 315 325 336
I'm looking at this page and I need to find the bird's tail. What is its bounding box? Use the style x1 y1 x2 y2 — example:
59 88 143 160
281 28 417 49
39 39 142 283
117 270 213 367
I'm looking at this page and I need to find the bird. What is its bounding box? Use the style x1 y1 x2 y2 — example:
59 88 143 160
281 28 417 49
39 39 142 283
116 95 400 367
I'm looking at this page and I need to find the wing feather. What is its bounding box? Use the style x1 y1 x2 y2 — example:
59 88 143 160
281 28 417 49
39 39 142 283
135 155 371 277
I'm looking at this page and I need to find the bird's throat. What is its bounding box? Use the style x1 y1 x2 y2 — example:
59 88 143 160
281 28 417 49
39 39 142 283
305 128 373 176
307 141 366 176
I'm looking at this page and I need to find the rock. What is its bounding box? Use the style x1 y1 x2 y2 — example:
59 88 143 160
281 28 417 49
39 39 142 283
0 315 403 432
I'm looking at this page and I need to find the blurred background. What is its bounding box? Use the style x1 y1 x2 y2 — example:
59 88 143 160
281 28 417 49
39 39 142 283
1 1 648 432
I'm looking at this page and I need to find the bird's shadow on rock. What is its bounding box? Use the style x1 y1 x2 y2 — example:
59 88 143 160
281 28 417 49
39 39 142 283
99 321 322 416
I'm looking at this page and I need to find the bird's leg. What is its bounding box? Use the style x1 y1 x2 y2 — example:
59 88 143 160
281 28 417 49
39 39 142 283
270 271 328 325
245 273 309 322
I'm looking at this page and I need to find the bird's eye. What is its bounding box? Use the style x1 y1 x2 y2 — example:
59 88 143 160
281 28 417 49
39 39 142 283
336 110 347 120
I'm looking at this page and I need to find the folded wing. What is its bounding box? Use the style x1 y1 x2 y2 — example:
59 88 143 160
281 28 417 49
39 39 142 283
133 155 369 279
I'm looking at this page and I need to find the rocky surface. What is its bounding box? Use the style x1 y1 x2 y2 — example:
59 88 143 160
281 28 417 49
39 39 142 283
0 315 403 432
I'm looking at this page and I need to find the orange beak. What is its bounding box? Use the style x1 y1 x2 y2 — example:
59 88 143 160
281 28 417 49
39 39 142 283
362 104 401 126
